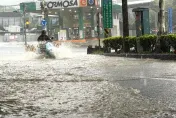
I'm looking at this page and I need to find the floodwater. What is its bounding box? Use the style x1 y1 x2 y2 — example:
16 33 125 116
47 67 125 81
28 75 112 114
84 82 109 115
0 42 176 118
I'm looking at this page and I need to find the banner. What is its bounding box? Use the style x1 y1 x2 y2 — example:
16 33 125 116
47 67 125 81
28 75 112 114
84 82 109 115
168 8 173 33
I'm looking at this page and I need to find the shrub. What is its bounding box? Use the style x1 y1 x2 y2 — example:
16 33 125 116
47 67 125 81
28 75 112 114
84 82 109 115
103 36 123 52
159 35 170 52
167 34 176 50
158 34 176 52
125 36 137 52
103 38 110 48
137 35 157 52
103 35 161 53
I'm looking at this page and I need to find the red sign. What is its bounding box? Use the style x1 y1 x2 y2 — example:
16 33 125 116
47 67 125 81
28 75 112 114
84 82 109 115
79 0 87 7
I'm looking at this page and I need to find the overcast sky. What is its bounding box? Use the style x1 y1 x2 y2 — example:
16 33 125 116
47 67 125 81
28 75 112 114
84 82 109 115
0 0 37 5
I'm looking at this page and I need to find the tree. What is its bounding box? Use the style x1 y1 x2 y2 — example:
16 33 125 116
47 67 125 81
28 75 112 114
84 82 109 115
153 0 174 9
150 0 176 33
122 0 129 37
155 0 165 52
122 0 129 52
158 0 165 35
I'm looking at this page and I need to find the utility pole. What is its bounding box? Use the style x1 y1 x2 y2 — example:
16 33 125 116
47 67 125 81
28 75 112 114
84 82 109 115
122 0 129 52
44 8 49 36
23 3 27 45
97 12 101 48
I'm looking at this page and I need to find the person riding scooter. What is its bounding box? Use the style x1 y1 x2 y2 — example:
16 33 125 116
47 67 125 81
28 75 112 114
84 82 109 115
37 30 56 58
37 30 51 53
37 30 50 42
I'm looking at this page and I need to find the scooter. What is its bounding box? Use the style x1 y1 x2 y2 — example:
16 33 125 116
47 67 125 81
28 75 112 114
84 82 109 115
37 42 56 59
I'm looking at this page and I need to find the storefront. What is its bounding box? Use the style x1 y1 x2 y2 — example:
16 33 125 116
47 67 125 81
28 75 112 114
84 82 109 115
42 0 100 40
33 0 121 40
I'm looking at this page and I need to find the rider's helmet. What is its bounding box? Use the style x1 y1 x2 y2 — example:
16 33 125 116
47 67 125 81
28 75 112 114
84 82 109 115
41 30 46 35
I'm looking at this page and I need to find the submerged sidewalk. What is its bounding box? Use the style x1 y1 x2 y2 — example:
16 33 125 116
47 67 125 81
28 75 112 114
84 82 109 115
104 53 176 60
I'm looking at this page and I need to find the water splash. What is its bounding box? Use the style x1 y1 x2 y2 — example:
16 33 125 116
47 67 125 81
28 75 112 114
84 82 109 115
0 42 74 60
53 43 73 59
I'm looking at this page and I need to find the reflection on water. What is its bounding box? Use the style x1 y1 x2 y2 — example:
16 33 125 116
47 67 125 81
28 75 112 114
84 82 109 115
1 42 176 118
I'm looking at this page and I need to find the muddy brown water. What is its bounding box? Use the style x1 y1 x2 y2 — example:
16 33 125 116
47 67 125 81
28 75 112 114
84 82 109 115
0 42 176 118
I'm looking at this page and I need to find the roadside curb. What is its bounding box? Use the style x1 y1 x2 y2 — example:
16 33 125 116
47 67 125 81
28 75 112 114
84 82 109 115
103 53 176 60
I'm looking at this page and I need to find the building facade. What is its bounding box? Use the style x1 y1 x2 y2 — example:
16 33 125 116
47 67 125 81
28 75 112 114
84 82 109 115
0 12 22 32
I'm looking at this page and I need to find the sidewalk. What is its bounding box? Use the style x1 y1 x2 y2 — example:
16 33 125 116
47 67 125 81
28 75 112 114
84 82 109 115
104 53 176 60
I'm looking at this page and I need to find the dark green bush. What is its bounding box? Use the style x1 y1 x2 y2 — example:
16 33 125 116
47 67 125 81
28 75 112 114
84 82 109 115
166 34 176 50
125 36 137 52
158 34 176 52
103 36 123 52
138 35 157 52
159 35 170 52
103 34 176 53
103 38 109 48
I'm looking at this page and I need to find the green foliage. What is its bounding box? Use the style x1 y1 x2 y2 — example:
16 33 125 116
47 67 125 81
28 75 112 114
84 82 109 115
102 34 176 53
159 34 176 52
138 35 157 52
125 36 136 47
168 34 176 49
124 36 136 52
103 36 123 52
92 50 104 55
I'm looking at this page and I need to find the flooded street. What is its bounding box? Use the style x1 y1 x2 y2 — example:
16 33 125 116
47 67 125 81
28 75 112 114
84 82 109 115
1 42 176 118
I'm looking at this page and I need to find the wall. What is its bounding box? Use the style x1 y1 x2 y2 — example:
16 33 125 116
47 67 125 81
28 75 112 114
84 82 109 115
112 19 120 36
0 17 21 27
0 33 40 42
129 30 136 36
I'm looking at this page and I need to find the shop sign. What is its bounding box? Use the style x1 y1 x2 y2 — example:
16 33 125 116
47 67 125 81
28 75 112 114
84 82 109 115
46 0 78 9
102 0 113 28
87 0 95 6
79 0 87 7
79 0 96 7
